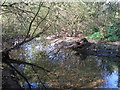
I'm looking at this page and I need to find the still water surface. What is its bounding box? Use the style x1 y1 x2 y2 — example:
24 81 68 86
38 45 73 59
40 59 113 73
10 38 120 88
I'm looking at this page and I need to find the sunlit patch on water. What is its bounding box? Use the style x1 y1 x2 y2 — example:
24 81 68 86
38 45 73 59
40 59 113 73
101 70 118 88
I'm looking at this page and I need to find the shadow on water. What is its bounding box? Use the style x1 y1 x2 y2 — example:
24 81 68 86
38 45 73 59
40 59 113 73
5 38 120 88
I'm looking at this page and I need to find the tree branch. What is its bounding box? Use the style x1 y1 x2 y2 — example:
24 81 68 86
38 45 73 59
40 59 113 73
31 7 50 36
1 24 51 53
8 59 50 73
23 2 43 41
6 61 32 90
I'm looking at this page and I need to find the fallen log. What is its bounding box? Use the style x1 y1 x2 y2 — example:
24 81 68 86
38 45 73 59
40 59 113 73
57 38 120 58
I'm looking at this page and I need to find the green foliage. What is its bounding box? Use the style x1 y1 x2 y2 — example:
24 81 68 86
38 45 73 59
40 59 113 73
105 23 120 42
87 23 120 41
2 2 120 88
2 2 120 42
87 32 102 40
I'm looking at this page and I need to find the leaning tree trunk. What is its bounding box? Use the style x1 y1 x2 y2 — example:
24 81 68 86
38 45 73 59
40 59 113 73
2 52 22 90
2 65 22 90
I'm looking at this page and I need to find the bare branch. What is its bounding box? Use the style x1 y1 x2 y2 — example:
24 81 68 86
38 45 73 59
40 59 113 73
1 25 51 53
1 0 6 5
6 62 32 90
31 7 50 36
23 2 43 41
1 2 28 7
8 59 50 73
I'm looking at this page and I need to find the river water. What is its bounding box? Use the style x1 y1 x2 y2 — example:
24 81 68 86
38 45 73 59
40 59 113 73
9 38 120 88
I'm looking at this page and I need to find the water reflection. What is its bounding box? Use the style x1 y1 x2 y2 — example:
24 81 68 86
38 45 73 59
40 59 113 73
102 70 118 88
5 38 120 88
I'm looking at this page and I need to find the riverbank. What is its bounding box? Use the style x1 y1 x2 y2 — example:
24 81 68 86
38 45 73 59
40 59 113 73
46 35 120 46
46 34 120 58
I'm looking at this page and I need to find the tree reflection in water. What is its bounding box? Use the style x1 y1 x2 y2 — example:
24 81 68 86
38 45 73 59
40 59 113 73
4 39 120 88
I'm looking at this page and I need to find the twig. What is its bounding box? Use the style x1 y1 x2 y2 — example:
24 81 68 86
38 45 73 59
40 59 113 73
1 2 28 7
31 7 50 36
23 2 43 41
1 0 6 5
1 24 51 53
6 61 32 90
8 59 50 73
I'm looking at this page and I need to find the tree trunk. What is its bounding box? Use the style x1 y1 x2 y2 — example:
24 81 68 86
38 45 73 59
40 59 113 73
2 65 22 90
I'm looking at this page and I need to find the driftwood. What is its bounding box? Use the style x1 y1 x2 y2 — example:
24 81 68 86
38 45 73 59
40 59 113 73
59 38 120 58
63 38 92 50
